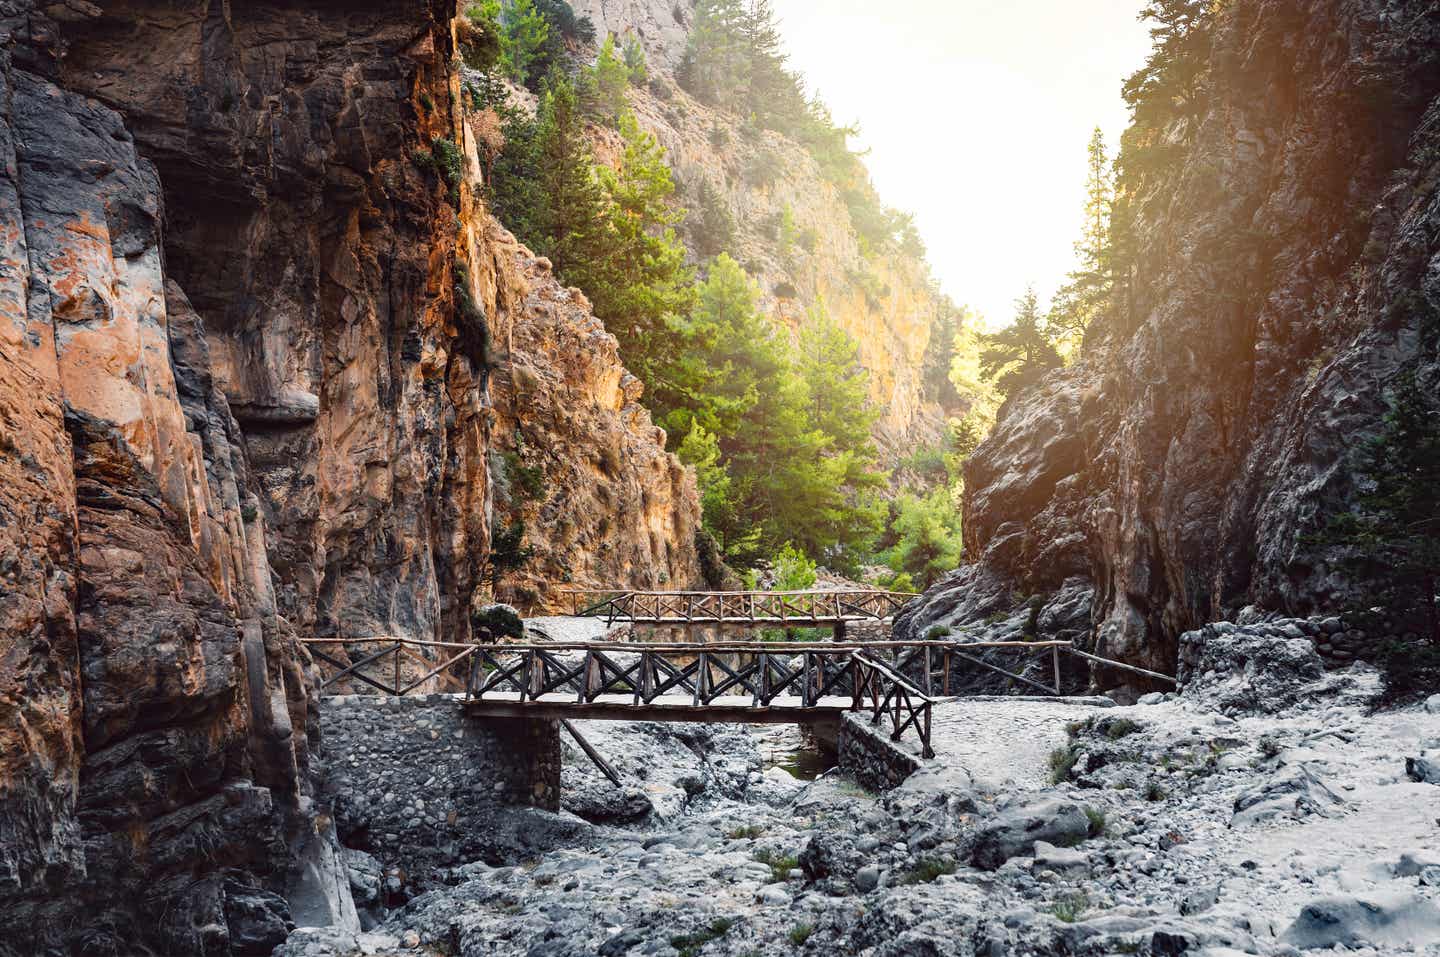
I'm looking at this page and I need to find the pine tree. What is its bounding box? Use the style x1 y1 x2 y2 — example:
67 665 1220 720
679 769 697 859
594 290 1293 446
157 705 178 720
921 303 960 409
532 73 609 277
790 302 887 567
1315 369 1440 698
579 113 695 385
676 422 752 557
979 287 1063 397
499 0 551 85
589 34 632 122
1049 127 1116 354
622 35 648 83
796 301 880 464
678 0 747 103
1122 0 1213 128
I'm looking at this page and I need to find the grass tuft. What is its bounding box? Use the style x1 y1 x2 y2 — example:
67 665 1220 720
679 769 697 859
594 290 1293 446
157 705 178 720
1084 805 1107 837
1050 891 1089 923
788 922 814 945
1049 746 1079 784
754 848 799 883
1105 718 1140 740
671 917 735 957
899 857 956 884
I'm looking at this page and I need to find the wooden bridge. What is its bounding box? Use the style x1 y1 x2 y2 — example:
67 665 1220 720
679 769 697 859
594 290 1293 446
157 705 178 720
561 588 916 628
303 636 1098 759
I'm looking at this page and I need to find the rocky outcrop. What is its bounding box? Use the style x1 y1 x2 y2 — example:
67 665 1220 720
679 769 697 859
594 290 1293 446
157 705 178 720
572 0 693 70
902 0 1440 678
1 0 700 948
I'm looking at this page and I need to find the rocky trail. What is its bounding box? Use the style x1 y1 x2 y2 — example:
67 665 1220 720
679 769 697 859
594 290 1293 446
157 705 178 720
278 627 1440 957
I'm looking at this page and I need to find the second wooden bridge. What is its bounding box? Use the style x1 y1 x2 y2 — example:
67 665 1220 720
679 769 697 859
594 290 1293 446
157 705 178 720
564 588 916 628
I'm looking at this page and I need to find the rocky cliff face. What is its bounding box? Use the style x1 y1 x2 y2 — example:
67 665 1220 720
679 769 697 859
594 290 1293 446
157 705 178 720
574 0 955 456
899 0 1440 681
0 0 699 949
485 237 704 605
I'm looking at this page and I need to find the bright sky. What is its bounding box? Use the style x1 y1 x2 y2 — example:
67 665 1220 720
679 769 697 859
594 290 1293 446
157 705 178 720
769 0 1153 327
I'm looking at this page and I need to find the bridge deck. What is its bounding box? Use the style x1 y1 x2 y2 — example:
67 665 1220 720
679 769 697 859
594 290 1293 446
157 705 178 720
464 691 852 724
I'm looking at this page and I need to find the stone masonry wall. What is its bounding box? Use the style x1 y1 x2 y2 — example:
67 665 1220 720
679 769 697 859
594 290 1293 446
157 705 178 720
837 713 922 793
318 695 560 887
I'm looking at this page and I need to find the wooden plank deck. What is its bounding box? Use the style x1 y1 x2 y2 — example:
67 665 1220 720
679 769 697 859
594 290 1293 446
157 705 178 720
463 691 853 724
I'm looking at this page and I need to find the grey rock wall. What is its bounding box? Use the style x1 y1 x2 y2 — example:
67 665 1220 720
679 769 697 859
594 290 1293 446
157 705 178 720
906 0 1440 681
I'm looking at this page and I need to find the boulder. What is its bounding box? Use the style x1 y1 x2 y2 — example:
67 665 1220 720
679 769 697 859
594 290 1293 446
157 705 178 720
1231 765 1344 826
1178 628 1326 714
1282 891 1440 949
222 882 295 956
970 798 1091 870
1032 841 1090 877
1404 754 1440 784
1396 850 1440 877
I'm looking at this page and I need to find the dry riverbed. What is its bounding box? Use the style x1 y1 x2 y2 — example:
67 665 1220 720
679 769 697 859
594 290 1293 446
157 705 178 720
279 630 1440 957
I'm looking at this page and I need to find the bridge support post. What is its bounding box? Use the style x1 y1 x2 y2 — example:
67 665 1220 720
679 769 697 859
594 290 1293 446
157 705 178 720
480 715 563 810
833 620 847 642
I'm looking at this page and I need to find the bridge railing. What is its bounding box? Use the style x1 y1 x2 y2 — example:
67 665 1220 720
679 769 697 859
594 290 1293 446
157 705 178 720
302 637 482 697
560 588 919 624
300 637 1176 759
463 640 942 757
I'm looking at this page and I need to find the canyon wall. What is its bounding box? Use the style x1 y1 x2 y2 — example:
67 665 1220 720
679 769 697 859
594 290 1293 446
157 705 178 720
0 0 699 949
898 0 1440 681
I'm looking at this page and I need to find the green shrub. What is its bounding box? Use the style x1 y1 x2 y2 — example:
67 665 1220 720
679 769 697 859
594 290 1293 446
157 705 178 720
1050 892 1089 923
1084 806 1107 837
431 136 464 203
1144 780 1167 802
899 857 956 884
671 917 734 957
1048 746 1078 785
1105 718 1140 740
753 848 799 883
472 604 524 639
499 450 545 503
924 624 952 640
788 923 814 946
452 263 491 365
726 824 765 840
1379 640 1440 704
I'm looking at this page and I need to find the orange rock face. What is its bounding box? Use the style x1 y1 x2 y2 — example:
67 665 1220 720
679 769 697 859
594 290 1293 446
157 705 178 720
0 0 701 949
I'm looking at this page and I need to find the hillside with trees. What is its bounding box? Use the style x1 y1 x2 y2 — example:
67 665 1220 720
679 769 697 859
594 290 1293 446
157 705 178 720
459 0 999 585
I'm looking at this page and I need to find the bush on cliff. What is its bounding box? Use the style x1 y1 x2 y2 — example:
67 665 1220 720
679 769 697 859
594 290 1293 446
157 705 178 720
979 286 1063 398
